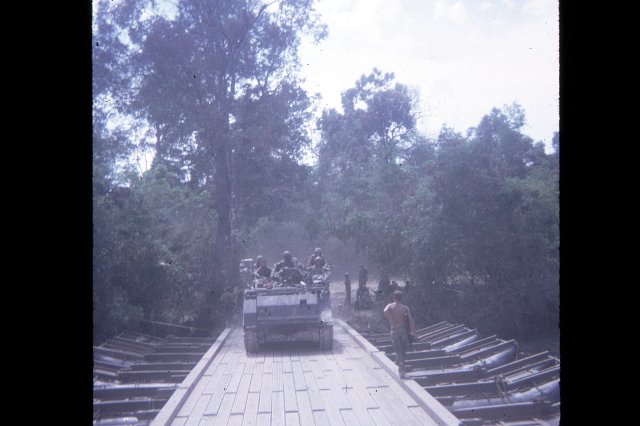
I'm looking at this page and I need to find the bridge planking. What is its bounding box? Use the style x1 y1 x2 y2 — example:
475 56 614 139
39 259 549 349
155 324 450 426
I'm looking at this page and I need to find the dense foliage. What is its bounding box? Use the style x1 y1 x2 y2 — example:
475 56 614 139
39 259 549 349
93 0 325 343
93 3 558 344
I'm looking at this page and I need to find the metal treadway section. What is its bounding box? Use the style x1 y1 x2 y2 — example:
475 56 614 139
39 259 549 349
93 330 219 425
360 321 561 426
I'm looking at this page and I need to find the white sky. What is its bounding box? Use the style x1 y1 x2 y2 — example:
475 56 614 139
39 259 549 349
298 0 559 151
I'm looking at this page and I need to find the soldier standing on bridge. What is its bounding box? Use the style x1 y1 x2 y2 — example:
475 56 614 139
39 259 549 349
377 272 390 301
344 272 351 306
358 264 368 288
383 290 417 378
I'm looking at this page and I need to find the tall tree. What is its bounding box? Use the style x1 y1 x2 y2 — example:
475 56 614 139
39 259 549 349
316 69 419 273
405 106 559 338
93 0 326 324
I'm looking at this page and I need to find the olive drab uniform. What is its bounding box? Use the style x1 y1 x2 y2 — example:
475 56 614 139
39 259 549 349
358 265 368 288
274 258 295 273
254 264 272 279
309 248 326 270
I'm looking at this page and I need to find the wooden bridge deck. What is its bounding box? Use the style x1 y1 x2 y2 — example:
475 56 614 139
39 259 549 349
152 320 461 426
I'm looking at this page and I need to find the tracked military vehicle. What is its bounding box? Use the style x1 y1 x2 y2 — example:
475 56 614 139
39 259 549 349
242 266 333 353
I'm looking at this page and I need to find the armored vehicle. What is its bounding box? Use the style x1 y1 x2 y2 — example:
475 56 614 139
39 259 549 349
242 266 333 353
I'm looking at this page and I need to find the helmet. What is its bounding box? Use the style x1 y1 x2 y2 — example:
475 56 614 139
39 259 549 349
315 248 322 254
256 255 263 262
283 251 292 260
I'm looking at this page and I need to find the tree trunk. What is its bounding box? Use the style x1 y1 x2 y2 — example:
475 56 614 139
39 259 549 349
211 105 241 314
213 132 234 290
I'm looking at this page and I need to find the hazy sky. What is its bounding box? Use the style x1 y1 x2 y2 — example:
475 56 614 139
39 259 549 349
298 0 559 150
